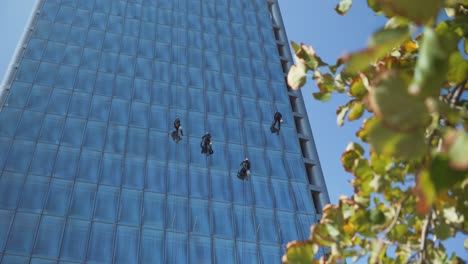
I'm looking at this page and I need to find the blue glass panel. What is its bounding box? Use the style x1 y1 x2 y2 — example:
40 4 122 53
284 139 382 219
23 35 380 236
291 183 315 213
120 36 138 56
140 229 163 263
75 69 96 93
124 157 145 189
187 67 202 87
44 178 72 216
69 181 96 219
94 72 114 96
297 214 316 240
99 51 118 73
16 59 40 83
67 26 87 46
89 95 111 122
286 155 307 181
94 0 111 13
189 199 210 235
103 32 121 52
255 80 273 101
31 258 56 264
214 239 235 264
5 212 39 254
38 114 65 144
0 137 11 170
87 222 115 263
117 54 135 76
61 117 86 147
233 205 256 241
19 175 49 213
5 140 35 173
147 131 167 161
43 41 66 63
33 215 65 258
83 121 107 151
68 92 91 118
126 127 147 157
211 170 231 202
60 219 90 262
149 105 167 132
263 123 283 150
140 21 156 40
0 210 14 252
138 39 154 59
33 20 52 39
6 82 31 108
119 189 142 225
56 65 78 90
94 185 119 223
271 179 295 211
85 29 104 49
29 143 57 177
166 195 187 232
53 146 79 179
124 18 140 37
206 91 223 114
105 124 127 154
90 12 108 30
0 107 21 137
189 235 212 264
26 85 52 112
255 209 278 243
47 88 71 115
0 172 25 209
41 3 59 21
223 95 240 119
129 102 150 128
236 242 259 264
100 153 123 186
115 226 139 264
25 38 46 60
109 98 130 125
219 36 233 54
243 121 264 147
114 75 133 99
189 140 206 167
205 70 222 92
232 174 253 205
212 202 234 238
246 146 267 176
227 144 245 173
77 149 101 183
133 78 151 103
35 62 59 86
189 167 208 198
165 232 187 263
142 192 164 229
135 57 152 79
260 244 281 264
73 9 91 26
252 177 274 208
16 111 43 140
127 2 142 19
1 255 29 263
167 164 188 195
277 211 299 245
145 160 166 193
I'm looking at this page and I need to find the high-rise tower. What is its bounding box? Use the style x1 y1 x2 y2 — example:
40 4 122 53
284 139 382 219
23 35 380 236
0 0 329 263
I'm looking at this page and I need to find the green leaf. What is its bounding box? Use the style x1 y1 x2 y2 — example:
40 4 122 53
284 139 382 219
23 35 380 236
370 71 430 132
291 41 301 53
349 77 368 99
336 105 350 126
434 222 454 240
348 101 365 121
410 26 458 97
342 150 361 172
368 119 428 160
344 27 410 74
316 73 335 93
464 239 468 250
335 0 353 15
312 92 332 102
389 224 409 243
376 0 441 25
368 208 386 225
445 131 468 170
287 63 307 89
447 51 468 85
429 155 466 192
415 169 436 214
285 241 316 263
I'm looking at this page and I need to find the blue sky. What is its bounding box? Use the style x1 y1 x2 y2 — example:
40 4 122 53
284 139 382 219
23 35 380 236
0 0 465 260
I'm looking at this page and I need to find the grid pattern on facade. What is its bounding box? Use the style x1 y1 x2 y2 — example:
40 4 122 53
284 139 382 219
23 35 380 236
0 0 320 263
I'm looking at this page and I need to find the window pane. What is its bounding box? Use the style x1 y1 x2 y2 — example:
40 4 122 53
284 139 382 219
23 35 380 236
211 170 231 203
255 209 278 243
146 160 166 193
44 178 73 216
212 202 233 238
189 167 208 198
189 199 210 235
114 226 139 264
69 182 96 219
142 192 165 229
6 212 40 255
94 185 119 223
189 236 212 264
0 172 25 209
236 242 259 264
53 146 79 180
214 239 235 264
19 175 49 213
16 111 44 140
119 189 142 225
87 222 115 263
5 140 35 173
100 153 123 187
60 219 90 261
33 216 65 258
0 210 14 252
140 229 163 263
165 232 187 263
29 143 57 177
166 195 187 232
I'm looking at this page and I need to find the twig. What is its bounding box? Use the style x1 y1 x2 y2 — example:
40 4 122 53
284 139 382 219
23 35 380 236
418 212 431 263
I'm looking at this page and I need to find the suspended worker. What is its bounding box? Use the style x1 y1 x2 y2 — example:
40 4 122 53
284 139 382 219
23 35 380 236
200 133 213 155
271 111 283 131
174 117 183 136
237 158 251 180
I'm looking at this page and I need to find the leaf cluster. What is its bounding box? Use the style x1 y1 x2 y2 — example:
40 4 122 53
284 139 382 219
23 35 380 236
284 0 468 263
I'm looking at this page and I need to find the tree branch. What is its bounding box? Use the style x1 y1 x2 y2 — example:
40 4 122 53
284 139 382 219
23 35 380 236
418 212 431 263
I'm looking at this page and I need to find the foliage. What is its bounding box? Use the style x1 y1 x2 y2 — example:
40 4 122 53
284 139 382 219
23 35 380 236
284 0 468 263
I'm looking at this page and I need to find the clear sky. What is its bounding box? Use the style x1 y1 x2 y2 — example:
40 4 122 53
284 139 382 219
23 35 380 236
0 0 465 260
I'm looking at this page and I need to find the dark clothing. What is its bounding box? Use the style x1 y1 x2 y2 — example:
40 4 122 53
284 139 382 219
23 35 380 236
201 134 213 155
174 118 183 136
237 160 251 180
272 111 282 130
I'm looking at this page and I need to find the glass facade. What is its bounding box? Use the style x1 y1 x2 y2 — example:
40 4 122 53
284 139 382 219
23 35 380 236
0 0 327 263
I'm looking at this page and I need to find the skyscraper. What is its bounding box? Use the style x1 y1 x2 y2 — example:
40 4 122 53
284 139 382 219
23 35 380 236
0 0 329 263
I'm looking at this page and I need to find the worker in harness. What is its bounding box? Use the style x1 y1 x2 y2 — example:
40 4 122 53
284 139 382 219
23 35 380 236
237 158 251 180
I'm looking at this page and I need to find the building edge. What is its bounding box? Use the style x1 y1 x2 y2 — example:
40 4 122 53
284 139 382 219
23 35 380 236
268 0 331 213
0 0 43 110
